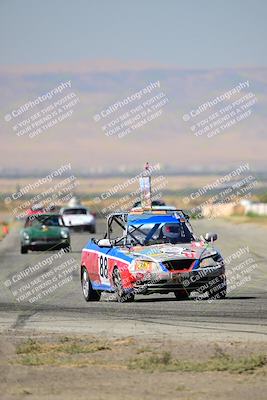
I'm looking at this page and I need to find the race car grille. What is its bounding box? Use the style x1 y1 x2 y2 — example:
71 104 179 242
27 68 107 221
162 259 195 271
38 237 59 242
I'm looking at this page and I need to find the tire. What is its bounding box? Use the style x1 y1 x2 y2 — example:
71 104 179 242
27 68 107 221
113 267 135 303
174 288 190 300
21 246 28 254
90 226 96 234
207 275 227 299
81 267 101 302
64 245 71 252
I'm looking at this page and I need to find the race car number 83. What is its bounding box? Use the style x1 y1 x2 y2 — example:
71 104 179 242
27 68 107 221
99 255 108 279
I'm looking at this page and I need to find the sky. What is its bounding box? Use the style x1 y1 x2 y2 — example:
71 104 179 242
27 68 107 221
0 0 267 68
0 0 267 174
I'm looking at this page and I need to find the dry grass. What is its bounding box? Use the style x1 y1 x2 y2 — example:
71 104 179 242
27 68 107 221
129 350 266 374
16 337 111 366
14 336 267 374
225 214 267 226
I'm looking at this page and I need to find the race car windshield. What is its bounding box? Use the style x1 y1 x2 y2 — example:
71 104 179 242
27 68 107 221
63 208 87 215
126 221 193 246
29 215 62 226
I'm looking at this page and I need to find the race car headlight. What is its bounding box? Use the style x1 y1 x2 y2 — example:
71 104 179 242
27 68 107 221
23 232 30 240
60 229 69 239
130 260 160 273
200 256 218 268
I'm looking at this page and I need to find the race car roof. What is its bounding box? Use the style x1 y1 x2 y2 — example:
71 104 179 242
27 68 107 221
28 213 60 217
128 213 183 225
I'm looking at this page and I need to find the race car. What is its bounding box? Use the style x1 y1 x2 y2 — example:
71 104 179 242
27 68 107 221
60 206 96 233
80 209 227 302
26 204 58 217
132 199 166 208
20 213 70 253
132 199 176 212
26 204 45 216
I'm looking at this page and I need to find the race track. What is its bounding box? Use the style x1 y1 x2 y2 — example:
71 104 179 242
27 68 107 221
0 218 266 341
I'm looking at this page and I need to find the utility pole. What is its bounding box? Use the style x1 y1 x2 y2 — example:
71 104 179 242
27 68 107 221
139 162 152 209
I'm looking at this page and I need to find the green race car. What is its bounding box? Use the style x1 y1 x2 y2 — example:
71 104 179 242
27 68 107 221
20 213 71 254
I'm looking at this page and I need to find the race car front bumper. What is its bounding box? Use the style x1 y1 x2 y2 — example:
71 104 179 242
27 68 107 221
133 265 225 294
27 239 70 251
67 224 95 232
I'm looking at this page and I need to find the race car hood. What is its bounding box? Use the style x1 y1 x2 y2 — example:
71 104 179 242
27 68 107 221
127 242 218 262
23 226 63 239
62 214 94 226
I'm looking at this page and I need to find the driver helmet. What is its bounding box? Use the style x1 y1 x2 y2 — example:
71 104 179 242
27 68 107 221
162 223 181 240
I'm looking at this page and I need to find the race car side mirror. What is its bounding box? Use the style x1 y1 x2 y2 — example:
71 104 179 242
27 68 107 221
204 232 218 242
98 239 112 247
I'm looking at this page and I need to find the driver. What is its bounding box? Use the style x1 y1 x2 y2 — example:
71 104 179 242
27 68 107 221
160 223 182 244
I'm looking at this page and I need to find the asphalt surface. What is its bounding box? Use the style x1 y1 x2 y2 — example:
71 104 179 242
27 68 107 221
0 218 266 341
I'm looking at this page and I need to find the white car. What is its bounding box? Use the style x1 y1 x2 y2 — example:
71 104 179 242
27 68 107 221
60 206 96 233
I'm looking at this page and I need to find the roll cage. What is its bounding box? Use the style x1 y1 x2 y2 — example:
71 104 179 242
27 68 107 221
103 210 194 247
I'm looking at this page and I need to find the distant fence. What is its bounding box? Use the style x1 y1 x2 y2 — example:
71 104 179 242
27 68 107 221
243 202 267 216
201 203 236 218
201 201 267 218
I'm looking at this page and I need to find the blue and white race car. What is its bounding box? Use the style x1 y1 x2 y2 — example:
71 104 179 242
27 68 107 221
81 209 226 302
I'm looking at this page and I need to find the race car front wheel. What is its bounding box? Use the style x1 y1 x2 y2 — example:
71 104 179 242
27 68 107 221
174 288 190 300
113 267 135 303
90 226 96 234
21 245 28 254
63 245 71 252
81 267 101 302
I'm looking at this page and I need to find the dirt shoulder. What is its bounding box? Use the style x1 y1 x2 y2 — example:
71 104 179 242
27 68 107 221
223 214 267 227
0 331 266 400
